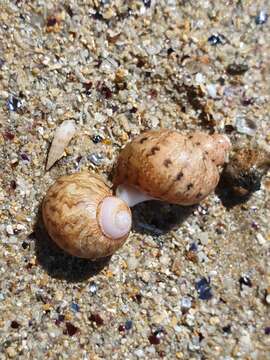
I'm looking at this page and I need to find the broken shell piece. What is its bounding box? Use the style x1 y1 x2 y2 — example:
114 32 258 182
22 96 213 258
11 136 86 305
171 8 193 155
46 120 77 170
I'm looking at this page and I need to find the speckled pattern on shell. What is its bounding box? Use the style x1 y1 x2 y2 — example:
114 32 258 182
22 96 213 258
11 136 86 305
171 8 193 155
114 130 228 205
42 172 130 259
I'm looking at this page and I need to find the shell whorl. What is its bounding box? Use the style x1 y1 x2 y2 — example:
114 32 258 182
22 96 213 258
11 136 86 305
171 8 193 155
42 172 131 259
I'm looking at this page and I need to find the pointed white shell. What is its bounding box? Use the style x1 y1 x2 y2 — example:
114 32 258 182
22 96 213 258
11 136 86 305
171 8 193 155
46 120 77 170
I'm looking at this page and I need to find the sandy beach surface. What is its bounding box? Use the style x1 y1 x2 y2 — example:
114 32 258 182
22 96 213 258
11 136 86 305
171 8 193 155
0 1 269 359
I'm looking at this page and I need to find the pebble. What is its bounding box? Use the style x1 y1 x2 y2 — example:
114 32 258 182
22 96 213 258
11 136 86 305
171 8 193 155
159 253 170 266
89 282 98 294
125 320 133 330
206 84 217 98
197 231 209 245
235 116 257 136
256 233 266 245
226 63 249 76
91 135 103 144
6 95 22 112
195 73 205 85
239 275 252 289
6 225 14 235
55 290 63 301
127 256 139 270
134 349 145 358
6 347 17 358
88 153 103 166
255 11 268 25
208 34 226 45
71 303 80 312
180 297 192 311
238 333 252 353
195 277 213 300
265 294 270 305
0 58 5 68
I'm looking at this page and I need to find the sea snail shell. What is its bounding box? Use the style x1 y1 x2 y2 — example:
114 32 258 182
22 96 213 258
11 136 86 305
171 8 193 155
42 172 132 259
114 129 231 206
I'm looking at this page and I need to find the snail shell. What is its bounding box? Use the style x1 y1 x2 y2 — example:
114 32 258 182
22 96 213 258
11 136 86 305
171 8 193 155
42 172 132 259
113 129 231 206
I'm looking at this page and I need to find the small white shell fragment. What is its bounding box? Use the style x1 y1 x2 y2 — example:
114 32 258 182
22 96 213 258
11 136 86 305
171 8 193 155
46 120 77 170
206 84 217 98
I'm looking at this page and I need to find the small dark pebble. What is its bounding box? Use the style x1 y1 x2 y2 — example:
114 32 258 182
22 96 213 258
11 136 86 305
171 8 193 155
167 47 174 56
89 313 104 326
215 227 223 235
71 303 80 312
241 97 255 106
89 282 98 294
189 242 198 251
239 276 252 289
111 105 119 113
118 324 125 332
149 89 158 99
222 324 232 334
83 81 93 95
226 63 249 76
7 96 22 112
195 277 213 300
129 106 138 114
198 332 204 342
58 314 65 322
148 328 165 345
10 180 17 190
92 11 104 21
76 155 82 164
208 34 226 46
3 131 15 141
21 153 29 161
65 4 74 17
265 327 270 335
10 321 20 329
143 0 151 8
125 320 133 330
35 292 49 304
46 16 57 27
91 135 103 144
64 322 79 336
99 84 113 99
148 333 161 345
145 71 152 78
137 57 146 68
251 221 259 230
55 314 65 326
158 351 166 357
224 125 235 134
22 241 28 249
217 77 226 86
0 58 5 68
133 293 142 303
255 11 268 25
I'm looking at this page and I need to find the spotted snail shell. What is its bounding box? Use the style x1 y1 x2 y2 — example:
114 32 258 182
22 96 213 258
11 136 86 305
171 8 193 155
113 130 231 206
